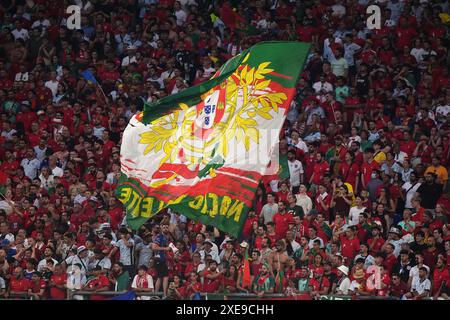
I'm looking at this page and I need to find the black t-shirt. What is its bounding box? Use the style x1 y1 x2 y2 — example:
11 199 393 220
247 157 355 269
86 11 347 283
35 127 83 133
392 261 415 283
287 205 305 219
416 183 443 209
355 73 370 97
410 241 428 255
324 272 338 294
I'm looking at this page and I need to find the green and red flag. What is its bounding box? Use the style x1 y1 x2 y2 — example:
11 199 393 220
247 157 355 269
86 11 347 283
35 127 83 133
242 245 252 289
117 41 310 237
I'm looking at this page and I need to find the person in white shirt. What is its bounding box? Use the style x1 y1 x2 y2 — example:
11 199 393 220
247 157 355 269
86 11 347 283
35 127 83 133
287 150 304 192
335 265 351 295
0 222 15 243
287 130 308 154
1 122 17 140
37 247 59 272
402 172 421 209
39 167 55 191
200 240 220 264
403 267 431 300
88 249 112 274
295 184 312 215
313 77 334 94
132 265 154 300
45 71 59 97
49 156 63 177
31 11 51 32
331 0 346 18
121 46 137 68
21 149 41 179
408 253 430 287
348 197 366 225
11 21 29 41
15 68 29 81
64 247 90 276
174 1 187 26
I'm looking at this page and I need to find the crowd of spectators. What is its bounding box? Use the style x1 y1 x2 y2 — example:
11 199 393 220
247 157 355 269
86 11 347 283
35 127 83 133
0 0 449 300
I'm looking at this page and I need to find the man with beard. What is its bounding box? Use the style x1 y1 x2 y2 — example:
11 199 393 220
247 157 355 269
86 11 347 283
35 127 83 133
309 267 330 299
151 222 172 297
269 240 289 276
416 173 443 209
273 201 294 240
201 260 222 294
109 262 130 292
259 237 273 264
287 149 304 194
252 263 275 297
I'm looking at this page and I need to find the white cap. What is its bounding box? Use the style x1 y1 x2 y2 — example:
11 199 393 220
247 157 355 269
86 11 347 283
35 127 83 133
337 265 349 276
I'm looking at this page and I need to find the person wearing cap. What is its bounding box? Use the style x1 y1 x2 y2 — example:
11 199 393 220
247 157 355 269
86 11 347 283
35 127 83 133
309 266 330 299
381 226 405 258
348 267 369 296
63 245 90 276
334 265 350 295
200 239 220 265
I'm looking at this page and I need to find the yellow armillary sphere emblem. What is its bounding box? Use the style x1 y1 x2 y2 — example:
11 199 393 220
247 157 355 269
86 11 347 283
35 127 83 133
138 55 288 186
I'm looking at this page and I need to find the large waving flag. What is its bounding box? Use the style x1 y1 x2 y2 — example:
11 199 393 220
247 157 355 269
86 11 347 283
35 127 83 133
117 41 310 237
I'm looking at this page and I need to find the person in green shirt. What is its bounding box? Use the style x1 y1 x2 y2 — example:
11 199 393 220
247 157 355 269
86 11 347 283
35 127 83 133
296 266 310 292
252 264 275 297
109 262 130 292
334 76 349 104
278 138 290 181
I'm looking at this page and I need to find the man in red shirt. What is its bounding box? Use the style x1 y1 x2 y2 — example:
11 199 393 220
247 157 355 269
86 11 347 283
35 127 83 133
399 130 417 156
309 152 330 190
82 265 110 300
272 201 294 240
383 243 398 275
361 148 380 190
27 272 47 300
49 263 67 300
367 225 385 255
201 260 222 293
340 226 360 262
8 267 30 299
309 267 330 300
0 150 20 176
432 256 449 298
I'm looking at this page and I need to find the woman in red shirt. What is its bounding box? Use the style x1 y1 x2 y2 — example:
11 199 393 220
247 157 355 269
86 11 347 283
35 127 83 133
183 271 202 299
221 265 238 293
